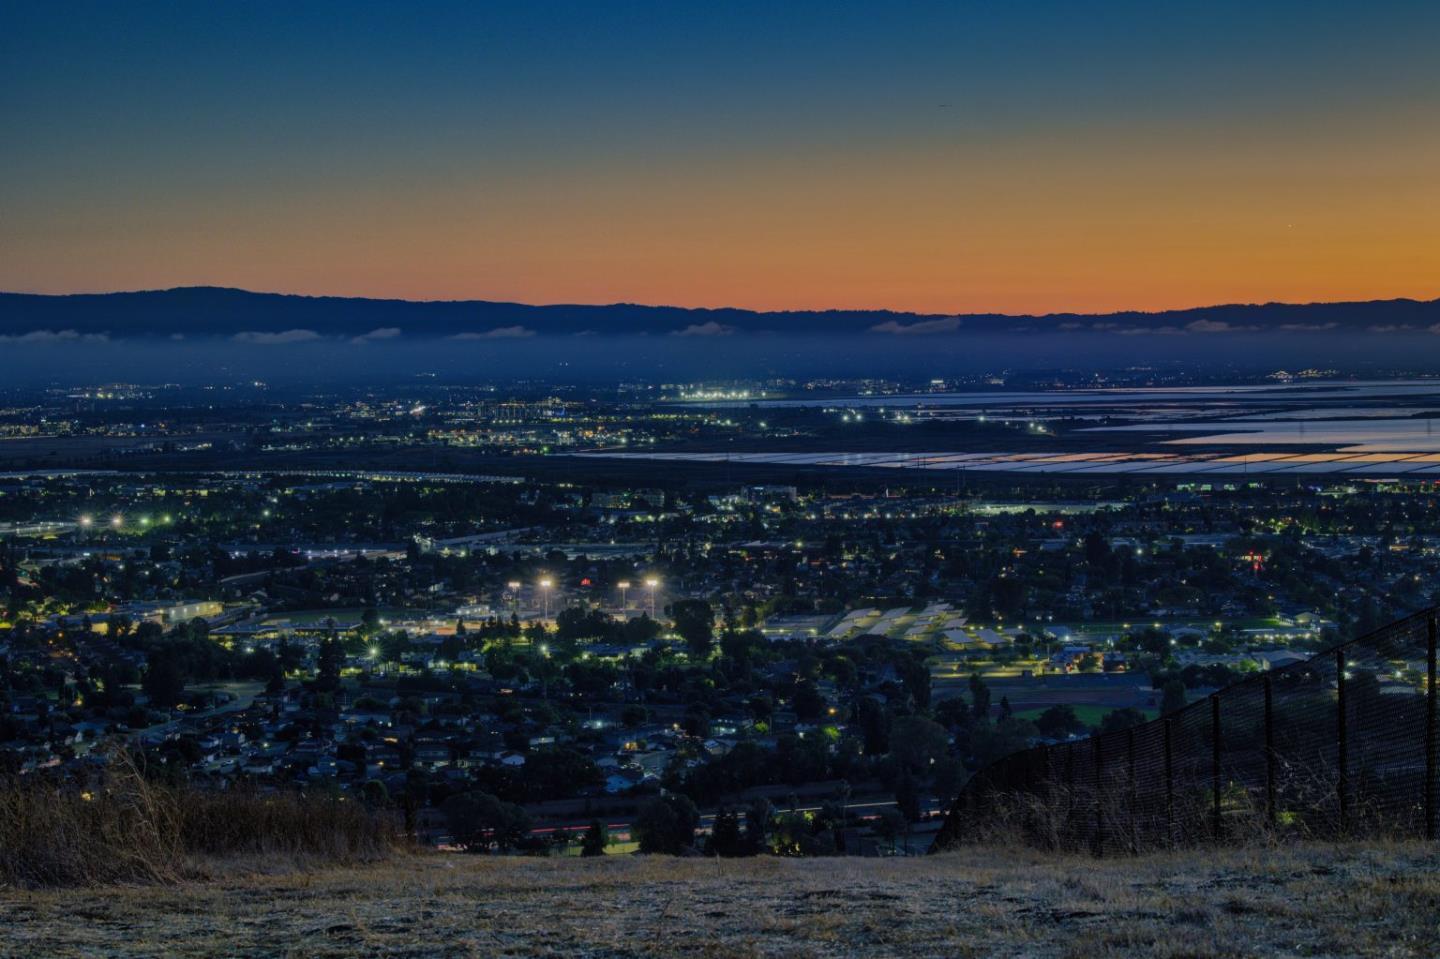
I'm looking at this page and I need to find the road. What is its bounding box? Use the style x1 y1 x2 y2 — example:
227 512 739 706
135 680 265 742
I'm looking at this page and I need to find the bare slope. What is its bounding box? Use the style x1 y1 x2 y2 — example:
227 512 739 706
4 843 1439 958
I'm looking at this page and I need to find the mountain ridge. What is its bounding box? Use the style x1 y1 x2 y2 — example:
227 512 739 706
2 286 1438 339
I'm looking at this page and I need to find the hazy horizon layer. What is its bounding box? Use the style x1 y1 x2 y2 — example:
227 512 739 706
2 332 1438 388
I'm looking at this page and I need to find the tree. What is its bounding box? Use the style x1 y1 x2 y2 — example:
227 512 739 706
1035 705 1083 739
517 747 603 801
932 695 972 732
1099 707 1148 734
931 756 965 804
894 770 921 822
142 655 186 710
968 673 992 721
707 806 749 857
316 633 343 692
676 702 708 738
1161 679 1188 716
745 798 773 850
890 715 950 772
968 718 1040 767
360 779 389 809
442 790 532 852
621 614 661 645
670 599 715 659
898 655 931 709
634 798 681 854
580 819 607 857
873 807 906 854
634 793 699 854
856 697 891 756
1084 531 1110 566
792 679 826 722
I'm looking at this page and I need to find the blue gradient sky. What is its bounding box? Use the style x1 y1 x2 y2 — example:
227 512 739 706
3 1 1438 312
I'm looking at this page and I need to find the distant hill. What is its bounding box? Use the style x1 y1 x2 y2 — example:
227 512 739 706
2 286 1439 339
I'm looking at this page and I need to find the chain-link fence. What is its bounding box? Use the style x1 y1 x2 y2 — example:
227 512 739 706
931 609 1439 854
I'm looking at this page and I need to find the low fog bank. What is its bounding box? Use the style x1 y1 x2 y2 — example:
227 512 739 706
0 333 1435 387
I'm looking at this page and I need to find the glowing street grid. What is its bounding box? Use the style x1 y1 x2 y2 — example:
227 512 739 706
575 450 1440 476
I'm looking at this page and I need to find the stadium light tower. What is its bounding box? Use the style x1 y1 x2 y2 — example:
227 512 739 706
618 580 631 610
539 577 553 620
645 577 659 619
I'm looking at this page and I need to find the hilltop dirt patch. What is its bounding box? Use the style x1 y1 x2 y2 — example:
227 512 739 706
3 842 1439 957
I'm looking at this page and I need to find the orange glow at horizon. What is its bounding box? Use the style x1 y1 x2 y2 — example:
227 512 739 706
5 128 1439 316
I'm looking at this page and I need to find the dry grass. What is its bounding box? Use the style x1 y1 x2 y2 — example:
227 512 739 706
0 757 396 888
4 841 1440 957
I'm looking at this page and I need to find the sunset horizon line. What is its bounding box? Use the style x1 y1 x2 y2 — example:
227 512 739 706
9 283 1440 320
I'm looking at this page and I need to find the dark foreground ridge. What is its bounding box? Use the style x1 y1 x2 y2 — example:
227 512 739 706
934 607 1440 853
3 286 1439 338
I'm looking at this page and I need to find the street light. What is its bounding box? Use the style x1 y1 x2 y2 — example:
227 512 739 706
645 577 659 619
539 577 553 620
618 580 631 610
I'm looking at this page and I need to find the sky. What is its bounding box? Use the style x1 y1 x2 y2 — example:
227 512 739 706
3 1 1439 315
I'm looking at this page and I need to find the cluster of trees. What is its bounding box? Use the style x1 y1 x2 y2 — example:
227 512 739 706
633 787 919 858
136 622 298 708
442 790 533 852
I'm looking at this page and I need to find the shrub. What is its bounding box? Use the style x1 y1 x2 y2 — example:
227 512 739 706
0 752 398 888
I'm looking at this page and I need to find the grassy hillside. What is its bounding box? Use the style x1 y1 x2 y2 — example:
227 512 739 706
4 842 1438 958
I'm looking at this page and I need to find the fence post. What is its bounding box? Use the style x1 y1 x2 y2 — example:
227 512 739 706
1264 675 1276 829
1065 743 1076 847
1211 694 1222 840
1093 735 1105 858
1164 717 1174 845
1336 649 1348 836
1127 726 1137 854
1427 613 1437 841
